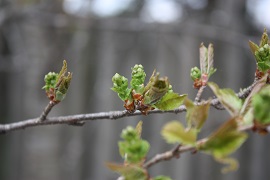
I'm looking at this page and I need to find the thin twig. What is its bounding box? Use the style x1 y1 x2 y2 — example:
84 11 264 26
39 101 57 121
143 144 183 169
209 79 258 110
142 122 266 170
195 85 206 103
0 106 187 134
0 80 258 134
117 122 270 180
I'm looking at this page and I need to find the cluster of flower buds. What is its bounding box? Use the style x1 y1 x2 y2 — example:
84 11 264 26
249 29 270 81
43 60 72 102
112 65 172 114
119 122 150 163
190 43 216 89
131 64 146 94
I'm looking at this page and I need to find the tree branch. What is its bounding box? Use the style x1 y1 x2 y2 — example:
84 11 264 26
39 101 57 121
0 79 258 134
195 85 206 103
0 106 187 134
141 123 263 170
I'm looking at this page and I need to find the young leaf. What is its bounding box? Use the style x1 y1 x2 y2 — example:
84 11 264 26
249 40 259 56
259 28 269 47
239 76 267 126
215 156 239 174
208 82 242 116
199 118 247 157
185 98 210 130
136 121 143 138
200 43 208 74
106 163 147 180
242 108 254 126
143 70 169 105
161 121 197 145
199 118 247 173
252 85 270 125
207 43 214 74
153 175 172 180
154 93 187 110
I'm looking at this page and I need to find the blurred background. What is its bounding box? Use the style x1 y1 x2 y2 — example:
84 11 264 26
0 0 270 179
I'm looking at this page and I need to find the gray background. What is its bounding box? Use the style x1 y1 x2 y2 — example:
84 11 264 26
0 0 270 179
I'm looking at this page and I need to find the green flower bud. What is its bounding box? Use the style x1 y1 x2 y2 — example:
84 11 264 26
254 44 270 72
250 29 270 73
121 126 139 141
125 140 150 163
131 64 146 93
42 72 58 91
111 73 131 101
190 67 201 81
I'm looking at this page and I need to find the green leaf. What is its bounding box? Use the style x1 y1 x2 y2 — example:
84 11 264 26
200 118 247 157
207 44 214 74
153 175 172 180
200 43 208 74
240 76 267 125
249 40 259 56
154 92 187 110
242 108 254 126
161 121 197 145
215 156 239 174
259 28 269 47
199 118 247 173
55 60 68 84
143 70 169 105
135 121 143 138
106 163 147 180
54 72 72 102
208 82 242 116
185 98 210 130
252 85 270 125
